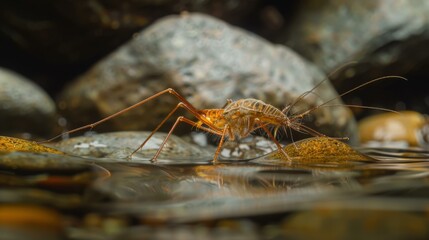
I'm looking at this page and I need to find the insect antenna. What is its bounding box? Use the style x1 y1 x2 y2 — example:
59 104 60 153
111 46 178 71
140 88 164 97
283 74 404 124
277 75 406 150
289 75 408 122
282 61 359 116
288 120 350 145
317 104 400 114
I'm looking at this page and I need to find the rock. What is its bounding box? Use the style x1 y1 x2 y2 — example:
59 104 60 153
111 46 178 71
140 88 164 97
358 111 429 147
0 136 64 154
266 137 371 163
281 0 429 114
0 151 99 192
50 131 213 162
0 151 89 173
283 0 429 73
0 68 57 137
0 1 262 107
59 13 357 143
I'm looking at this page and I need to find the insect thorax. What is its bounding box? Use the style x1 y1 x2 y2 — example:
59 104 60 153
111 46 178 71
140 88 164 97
197 109 227 129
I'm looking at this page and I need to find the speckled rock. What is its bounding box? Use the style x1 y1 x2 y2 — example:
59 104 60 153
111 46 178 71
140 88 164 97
50 131 213 162
59 13 357 143
0 68 57 137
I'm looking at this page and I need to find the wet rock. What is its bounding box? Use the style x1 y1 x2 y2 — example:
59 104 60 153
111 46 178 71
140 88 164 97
0 68 57 137
59 13 356 143
0 136 64 155
51 131 213 162
0 151 90 173
359 111 429 148
267 137 372 164
0 151 101 192
282 0 429 111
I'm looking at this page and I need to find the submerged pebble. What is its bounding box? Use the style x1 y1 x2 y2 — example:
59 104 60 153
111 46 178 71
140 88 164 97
358 111 429 147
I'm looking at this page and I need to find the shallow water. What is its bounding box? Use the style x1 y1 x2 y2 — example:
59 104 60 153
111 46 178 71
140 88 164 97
1 136 429 239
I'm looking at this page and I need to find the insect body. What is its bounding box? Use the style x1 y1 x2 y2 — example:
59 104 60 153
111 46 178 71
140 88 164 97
199 99 285 138
145 95 297 162
224 99 287 133
46 75 406 163
195 99 296 161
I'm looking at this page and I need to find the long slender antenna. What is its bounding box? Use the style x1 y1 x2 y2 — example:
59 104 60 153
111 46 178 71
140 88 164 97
317 104 400 114
283 61 358 115
289 75 407 122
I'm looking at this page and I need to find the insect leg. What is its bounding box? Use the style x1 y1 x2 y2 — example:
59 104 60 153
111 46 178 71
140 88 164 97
256 120 291 162
129 102 186 159
150 116 223 162
213 125 229 163
42 88 201 143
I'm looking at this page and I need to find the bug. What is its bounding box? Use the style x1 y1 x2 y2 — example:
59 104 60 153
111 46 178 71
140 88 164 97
45 74 406 163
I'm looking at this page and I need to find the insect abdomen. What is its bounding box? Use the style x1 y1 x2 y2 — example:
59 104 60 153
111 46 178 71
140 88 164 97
224 99 286 124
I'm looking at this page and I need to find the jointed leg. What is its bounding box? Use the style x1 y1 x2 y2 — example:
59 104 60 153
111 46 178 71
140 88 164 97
213 126 229 163
42 88 201 143
150 116 223 162
257 120 291 162
129 102 187 158
129 101 222 159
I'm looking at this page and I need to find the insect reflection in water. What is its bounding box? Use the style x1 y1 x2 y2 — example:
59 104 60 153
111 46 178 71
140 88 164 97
46 75 406 163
